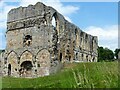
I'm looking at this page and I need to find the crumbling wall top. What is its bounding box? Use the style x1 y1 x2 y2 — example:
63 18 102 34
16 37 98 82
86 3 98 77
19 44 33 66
7 2 49 22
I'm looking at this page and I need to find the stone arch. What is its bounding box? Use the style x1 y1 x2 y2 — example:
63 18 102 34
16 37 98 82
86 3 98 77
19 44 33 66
36 49 50 76
19 50 33 77
20 50 33 65
7 51 18 76
51 12 59 34
7 50 18 58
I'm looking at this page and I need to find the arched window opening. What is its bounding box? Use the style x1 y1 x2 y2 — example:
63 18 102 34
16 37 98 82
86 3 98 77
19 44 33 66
23 35 32 46
8 64 11 76
52 12 59 31
52 16 56 28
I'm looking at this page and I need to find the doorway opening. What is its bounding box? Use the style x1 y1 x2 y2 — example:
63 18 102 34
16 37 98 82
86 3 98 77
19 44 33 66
8 64 11 76
20 61 33 71
69 56 71 61
19 61 33 77
60 53 62 62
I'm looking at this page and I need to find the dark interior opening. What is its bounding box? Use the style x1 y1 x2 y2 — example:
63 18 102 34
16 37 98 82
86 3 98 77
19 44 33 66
60 53 62 62
38 64 40 67
69 56 71 61
82 54 83 61
24 35 32 46
8 64 11 76
76 53 78 60
20 61 33 71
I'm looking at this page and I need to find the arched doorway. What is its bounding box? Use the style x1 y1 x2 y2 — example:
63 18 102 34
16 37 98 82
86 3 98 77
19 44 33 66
20 51 33 77
19 61 33 77
36 49 50 76
7 51 18 76
8 64 11 76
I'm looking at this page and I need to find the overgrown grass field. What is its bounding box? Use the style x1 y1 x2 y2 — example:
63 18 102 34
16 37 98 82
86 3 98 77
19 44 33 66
2 61 119 88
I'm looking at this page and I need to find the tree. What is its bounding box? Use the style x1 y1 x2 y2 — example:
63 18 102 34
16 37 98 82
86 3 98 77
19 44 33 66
98 46 114 62
114 48 120 59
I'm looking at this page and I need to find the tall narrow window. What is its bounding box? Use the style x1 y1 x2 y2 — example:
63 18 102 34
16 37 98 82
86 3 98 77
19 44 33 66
60 53 62 62
69 56 71 61
52 16 56 28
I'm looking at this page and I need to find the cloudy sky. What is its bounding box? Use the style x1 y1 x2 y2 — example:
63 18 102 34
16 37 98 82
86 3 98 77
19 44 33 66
0 0 118 51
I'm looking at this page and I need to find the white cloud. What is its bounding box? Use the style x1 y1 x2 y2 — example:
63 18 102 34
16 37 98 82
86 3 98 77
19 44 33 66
84 25 118 51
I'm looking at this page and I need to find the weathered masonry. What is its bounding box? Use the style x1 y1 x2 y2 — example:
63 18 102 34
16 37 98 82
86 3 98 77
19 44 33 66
1 2 98 78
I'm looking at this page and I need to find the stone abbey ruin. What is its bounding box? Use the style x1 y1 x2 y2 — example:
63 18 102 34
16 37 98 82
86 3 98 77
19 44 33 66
0 2 98 78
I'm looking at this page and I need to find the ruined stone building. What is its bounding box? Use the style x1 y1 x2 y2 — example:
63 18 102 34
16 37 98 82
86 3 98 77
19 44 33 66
1 2 98 78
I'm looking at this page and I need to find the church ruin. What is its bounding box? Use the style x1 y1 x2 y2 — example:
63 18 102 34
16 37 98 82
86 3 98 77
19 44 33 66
0 2 98 78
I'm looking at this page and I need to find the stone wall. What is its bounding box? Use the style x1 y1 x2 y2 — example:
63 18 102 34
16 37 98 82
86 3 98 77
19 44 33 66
2 2 98 78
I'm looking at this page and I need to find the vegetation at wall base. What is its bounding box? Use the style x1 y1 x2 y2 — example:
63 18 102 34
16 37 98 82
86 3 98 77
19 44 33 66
2 61 119 88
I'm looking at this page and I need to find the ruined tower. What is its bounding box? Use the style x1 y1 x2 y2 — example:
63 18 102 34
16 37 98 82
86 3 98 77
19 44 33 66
1 2 98 78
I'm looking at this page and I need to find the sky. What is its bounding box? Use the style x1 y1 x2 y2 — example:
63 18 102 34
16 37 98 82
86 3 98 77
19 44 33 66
0 0 118 51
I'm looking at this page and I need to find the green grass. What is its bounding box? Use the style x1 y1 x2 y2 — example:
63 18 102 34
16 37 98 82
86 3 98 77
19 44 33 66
2 61 119 88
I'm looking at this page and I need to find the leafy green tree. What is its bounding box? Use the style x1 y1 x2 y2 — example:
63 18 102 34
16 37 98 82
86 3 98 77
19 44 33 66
98 46 114 62
114 48 120 59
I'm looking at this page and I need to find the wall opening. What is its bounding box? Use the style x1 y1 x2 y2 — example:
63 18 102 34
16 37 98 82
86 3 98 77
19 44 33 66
38 63 40 67
8 64 11 76
52 12 59 33
20 61 33 71
19 61 33 77
75 29 78 46
76 53 78 60
23 35 32 46
52 16 56 28
81 54 83 61
69 56 71 61
60 53 62 62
